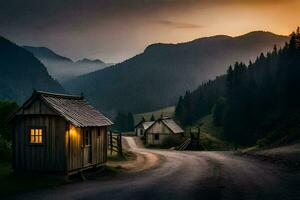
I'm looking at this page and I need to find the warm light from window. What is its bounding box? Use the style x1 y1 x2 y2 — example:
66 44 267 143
30 129 43 144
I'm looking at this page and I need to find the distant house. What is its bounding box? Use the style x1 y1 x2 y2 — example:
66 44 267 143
134 119 154 137
11 91 113 176
145 117 184 145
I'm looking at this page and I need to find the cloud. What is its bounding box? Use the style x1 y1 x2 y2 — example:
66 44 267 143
155 20 204 29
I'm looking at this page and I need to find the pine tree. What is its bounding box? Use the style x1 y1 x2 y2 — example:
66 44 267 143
150 114 155 121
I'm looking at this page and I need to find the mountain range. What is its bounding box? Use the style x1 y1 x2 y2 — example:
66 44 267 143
64 31 289 115
23 46 111 82
0 37 65 104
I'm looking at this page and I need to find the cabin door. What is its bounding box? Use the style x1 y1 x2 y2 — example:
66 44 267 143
83 129 92 166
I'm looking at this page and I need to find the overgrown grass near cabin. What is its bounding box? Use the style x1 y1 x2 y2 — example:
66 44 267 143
0 162 63 197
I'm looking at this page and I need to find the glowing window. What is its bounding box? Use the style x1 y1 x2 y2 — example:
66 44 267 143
30 128 43 144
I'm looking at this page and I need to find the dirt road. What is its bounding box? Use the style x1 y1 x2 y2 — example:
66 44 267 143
12 137 300 200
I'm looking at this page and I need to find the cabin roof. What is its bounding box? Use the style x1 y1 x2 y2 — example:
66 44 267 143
145 118 184 134
19 91 113 127
134 119 145 128
161 119 184 134
142 121 155 130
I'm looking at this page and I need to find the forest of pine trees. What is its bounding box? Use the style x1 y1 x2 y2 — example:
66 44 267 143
175 75 226 126
175 28 300 146
113 112 134 132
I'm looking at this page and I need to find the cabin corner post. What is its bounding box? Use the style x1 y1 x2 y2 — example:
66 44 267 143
65 123 70 176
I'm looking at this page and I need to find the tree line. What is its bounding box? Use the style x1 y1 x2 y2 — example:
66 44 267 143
0 100 19 161
112 112 134 132
175 28 300 146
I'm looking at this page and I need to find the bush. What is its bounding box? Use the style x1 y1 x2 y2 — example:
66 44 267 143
0 100 19 141
0 135 12 161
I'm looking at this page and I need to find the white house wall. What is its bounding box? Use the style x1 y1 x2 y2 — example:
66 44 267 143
147 121 171 134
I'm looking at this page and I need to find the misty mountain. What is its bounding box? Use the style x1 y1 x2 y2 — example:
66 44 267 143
23 46 111 82
76 58 104 65
0 36 65 104
64 31 289 115
23 46 73 62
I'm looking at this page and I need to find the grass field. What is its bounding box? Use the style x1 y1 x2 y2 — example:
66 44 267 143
0 162 63 197
133 106 175 124
0 152 134 197
187 114 234 151
197 114 224 138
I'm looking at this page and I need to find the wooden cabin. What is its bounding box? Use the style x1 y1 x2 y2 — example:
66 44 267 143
145 117 184 145
11 91 113 176
134 120 154 137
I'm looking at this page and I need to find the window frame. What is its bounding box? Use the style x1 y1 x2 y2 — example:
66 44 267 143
154 133 160 140
28 126 45 146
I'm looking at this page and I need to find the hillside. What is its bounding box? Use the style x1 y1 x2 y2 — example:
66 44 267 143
64 31 289 115
175 30 300 147
0 36 65 104
133 106 175 125
23 46 111 82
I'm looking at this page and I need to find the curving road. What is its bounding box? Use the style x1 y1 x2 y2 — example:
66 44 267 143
13 137 300 200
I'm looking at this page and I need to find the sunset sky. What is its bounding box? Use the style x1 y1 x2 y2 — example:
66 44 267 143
0 0 299 63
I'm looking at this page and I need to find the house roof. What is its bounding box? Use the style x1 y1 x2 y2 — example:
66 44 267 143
161 119 184 134
142 121 155 130
145 117 184 134
134 119 145 128
19 91 113 127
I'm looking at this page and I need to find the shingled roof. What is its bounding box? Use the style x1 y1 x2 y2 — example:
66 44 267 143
144 117 184 134
161 119 184 134
29 91 112 127
142 121 155 130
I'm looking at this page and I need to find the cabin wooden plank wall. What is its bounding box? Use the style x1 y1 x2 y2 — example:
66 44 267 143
13 99 66 171
147 121 171 134
14 115 66 171
147 133 173 145
93 127 107 165
66 125 107 172
66 124 82 171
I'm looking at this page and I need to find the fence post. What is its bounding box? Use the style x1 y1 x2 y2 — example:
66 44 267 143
118 133 123 156
197 127 200 149
110 131 113 155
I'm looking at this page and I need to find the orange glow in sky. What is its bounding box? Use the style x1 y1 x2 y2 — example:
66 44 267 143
1 0 299 62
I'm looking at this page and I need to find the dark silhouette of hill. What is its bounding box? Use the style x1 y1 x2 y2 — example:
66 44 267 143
64 31 289 115
23 46 73 62
0 36 65 104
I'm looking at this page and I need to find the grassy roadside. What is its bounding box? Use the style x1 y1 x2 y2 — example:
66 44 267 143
0 151 136 197
107 150 136 162
0 162 64 197
186 114 234 151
